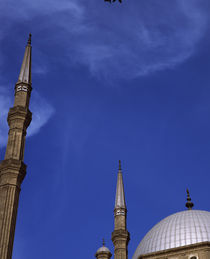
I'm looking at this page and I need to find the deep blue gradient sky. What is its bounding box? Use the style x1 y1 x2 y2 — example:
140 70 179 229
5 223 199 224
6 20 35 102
1 0 210 258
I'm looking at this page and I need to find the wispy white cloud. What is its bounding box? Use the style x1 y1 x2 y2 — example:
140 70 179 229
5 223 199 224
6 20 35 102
0 0 209 82
0 86 54 148
33 64 49 75
50 0 209 80
27 91 55 136
80 0 208 79
0 87 12 147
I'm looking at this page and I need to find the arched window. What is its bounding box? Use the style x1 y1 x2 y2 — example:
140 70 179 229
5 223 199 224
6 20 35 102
190 257 197 259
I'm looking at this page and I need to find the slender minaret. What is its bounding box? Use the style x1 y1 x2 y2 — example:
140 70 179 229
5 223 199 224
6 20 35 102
112 161 130 259
0 34 32 259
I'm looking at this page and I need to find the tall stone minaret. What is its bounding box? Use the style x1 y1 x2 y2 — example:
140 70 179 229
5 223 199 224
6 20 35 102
0 34 32 259
112 161 130 259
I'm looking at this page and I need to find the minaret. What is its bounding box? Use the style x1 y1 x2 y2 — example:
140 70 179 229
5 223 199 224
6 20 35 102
0 34 32 259
112 161 130 259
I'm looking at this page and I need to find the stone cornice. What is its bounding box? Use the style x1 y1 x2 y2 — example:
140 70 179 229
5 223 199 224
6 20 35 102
139 241 210 259
0 159 27 187
95 251 112 257
7 106 32 128
112 229 130 243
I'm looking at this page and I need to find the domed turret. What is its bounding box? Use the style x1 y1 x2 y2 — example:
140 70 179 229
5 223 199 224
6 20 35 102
95 239 112 259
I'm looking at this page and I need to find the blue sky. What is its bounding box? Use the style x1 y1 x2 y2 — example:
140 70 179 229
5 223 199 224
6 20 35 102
1 0 210 258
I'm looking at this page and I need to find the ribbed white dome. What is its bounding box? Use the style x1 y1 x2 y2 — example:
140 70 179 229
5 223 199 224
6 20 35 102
96 246 111 254
133 210 210 258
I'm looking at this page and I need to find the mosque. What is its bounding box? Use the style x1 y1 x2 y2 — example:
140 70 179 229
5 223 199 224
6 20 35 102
0 36 210 259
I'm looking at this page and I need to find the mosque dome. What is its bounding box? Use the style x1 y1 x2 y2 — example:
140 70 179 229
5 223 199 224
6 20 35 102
96 246 111 254
95 239 112 258
133 210 210 259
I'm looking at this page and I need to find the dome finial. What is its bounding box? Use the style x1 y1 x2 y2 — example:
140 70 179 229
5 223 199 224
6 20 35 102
119 160 122 171
102 238 105 246
185 188 194 210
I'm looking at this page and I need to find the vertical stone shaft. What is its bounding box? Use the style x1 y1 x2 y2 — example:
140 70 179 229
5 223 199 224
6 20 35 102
0 186 19 259
112 161 130 259
0 160 26 259
0 35 32 259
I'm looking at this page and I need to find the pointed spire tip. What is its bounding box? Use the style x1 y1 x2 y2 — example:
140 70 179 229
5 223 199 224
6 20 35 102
17 34 32 85
115 160 126 209
119 160 122 171
27 33 32 45
102 238 105 246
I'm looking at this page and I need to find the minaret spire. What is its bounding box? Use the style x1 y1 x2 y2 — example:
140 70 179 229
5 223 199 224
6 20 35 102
119 160 122 171
16 33 32 94
0 34 33 259
112 161 130 259
115 160 126 209
27 33 32 45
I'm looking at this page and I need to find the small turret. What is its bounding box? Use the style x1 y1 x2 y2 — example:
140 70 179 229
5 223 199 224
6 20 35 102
95 239 112 259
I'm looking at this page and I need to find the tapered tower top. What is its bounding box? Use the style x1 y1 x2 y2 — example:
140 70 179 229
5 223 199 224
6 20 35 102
115 160 126 209
17 33 32 85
